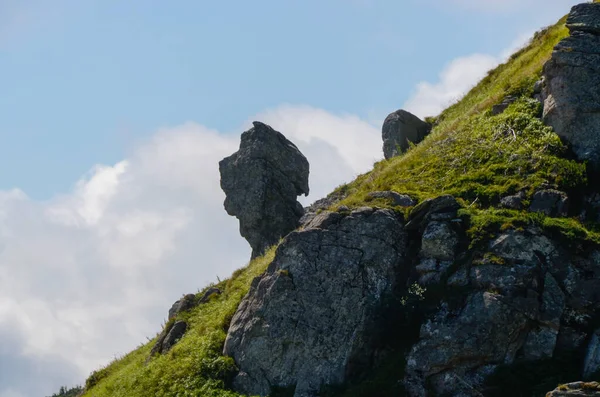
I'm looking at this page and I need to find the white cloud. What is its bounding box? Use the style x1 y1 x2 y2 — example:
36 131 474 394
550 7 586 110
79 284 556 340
403 53 498 118
403 29 536 119
0 106 381 396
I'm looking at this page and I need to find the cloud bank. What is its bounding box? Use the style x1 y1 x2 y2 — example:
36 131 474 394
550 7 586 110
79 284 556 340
0 106 381 397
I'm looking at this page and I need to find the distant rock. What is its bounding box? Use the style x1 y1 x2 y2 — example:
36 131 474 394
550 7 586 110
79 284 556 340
219 122 310 258
199 287 221 303
382 109 431 159
530 189 569 217
367 191 416 207
168 294 197 320
223 208 407 397
491 94 519 115
149 320 188 358
542 3 600 170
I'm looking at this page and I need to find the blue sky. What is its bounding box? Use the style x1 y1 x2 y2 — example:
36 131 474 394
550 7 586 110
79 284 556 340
0 1 584 396
0 0 579 199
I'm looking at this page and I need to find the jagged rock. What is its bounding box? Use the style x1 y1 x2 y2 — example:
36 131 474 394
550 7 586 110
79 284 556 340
403 228 576 395
405 195 461 232
161 321 187 352
367 191 416 207
299 190 347 226
382 109 431 159
547 382 600 396
530 189 569 217
500 191 526 210
219 121 310 258
223 208 406 397
542 3 600 170
149 320 188 358
404 292 530 396
491 94 519 115
168 294 197 320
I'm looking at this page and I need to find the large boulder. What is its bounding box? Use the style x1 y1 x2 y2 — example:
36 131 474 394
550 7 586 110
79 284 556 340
219 122 310 258
382 109 431 159
223 207 407 397
542 3 600 170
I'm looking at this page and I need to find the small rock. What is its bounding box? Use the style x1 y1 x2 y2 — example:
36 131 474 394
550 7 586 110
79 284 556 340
500 192 525 210
161 321 188 353
149 320 189 359
420 221 459 261
168 294 197 320
382 109 431 159
530 189 569 217
491 95 519 115
546 381 600 396
406 195 461 232
199 287 221 303
367 191 416 207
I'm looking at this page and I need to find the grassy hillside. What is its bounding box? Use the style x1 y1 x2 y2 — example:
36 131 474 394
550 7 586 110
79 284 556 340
80 6 600 397
81 248 275 397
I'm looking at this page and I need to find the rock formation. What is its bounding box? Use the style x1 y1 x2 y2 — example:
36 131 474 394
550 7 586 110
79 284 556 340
382 109 432 159
219 121 310 258
404 226 600 396
223 207 407 397
542 3 600 170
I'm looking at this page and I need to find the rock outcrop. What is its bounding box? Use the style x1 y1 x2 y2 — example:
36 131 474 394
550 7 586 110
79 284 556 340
404 226 600 396
382 109 431 159
223 207 407 397
542 3 600 170
547 382 600 396
219 122 310 258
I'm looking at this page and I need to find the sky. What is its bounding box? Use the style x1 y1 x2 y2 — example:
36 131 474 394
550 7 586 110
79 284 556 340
0 0 585 396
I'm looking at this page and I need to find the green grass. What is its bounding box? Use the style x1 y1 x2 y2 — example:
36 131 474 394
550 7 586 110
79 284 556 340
337 18 575 208
81 247 276 397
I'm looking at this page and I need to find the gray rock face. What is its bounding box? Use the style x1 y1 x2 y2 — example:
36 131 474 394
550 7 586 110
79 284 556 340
219 122 310 258
223 208 407 397
405 194 461 232
530 189 569 217
382 109 431 159
403 228 577 396
542 3 600 169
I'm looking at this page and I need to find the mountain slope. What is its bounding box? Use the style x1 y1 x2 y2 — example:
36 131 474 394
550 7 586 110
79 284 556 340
78 3 600 397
